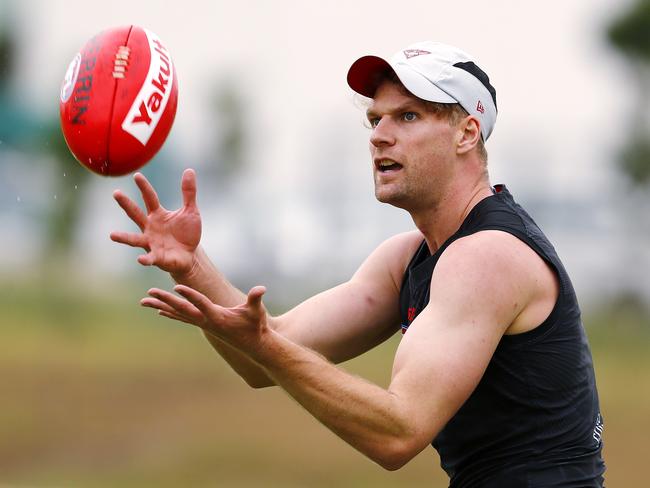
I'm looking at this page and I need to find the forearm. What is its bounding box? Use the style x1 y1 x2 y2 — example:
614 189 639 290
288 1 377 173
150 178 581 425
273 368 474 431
171 246 245 306
251 329 417 469
203 331 275 388
171 247 275 386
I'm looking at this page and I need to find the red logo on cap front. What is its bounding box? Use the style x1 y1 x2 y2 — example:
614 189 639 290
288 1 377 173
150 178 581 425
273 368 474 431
403 49 431 59
477 100 485 114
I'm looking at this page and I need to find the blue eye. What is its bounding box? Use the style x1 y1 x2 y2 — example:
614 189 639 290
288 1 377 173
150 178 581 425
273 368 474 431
403 112 417 122
368 117 380 128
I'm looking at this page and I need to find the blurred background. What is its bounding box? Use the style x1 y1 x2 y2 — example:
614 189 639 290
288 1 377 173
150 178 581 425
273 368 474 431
1 0 649 486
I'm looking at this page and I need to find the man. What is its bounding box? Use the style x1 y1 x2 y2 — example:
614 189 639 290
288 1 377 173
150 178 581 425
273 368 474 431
111 42 605 487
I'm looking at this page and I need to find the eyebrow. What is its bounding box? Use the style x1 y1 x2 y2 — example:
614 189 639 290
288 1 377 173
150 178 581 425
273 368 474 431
366 101 423 120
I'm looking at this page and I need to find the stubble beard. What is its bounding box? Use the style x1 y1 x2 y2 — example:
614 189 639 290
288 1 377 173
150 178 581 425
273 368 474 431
374 170 443 214
374 177 413 210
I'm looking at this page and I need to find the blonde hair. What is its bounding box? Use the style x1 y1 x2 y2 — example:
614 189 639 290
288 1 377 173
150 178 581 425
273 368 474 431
424 102 488 164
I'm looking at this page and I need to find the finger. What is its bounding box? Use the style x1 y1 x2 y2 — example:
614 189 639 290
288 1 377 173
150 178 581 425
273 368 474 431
142 297 198 325
113 190 147 230
147 288 206 323
246 286 267 310
137 252 156 266
174 285 220 317
158 309 197 326
110 231 149 249
134 172 161 214
147 288 203 318
140 296 178 315
181 169 197 209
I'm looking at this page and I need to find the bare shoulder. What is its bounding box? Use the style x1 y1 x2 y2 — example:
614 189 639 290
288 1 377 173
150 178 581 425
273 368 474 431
439 229 533 269
352 230 423 286
375 230 424 263
438 229 550 273
432 230 559 334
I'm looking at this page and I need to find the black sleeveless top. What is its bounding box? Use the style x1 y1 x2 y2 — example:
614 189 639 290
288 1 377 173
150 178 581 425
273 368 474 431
398 185 605 488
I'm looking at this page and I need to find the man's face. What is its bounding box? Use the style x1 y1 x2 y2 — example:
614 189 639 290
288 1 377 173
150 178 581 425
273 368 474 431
366 81 460 211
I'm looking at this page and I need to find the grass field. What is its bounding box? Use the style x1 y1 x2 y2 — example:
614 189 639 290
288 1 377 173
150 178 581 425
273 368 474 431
1 278 648 487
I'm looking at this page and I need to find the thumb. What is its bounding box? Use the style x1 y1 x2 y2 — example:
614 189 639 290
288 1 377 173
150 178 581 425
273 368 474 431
246 286 267 311
181 168 198 209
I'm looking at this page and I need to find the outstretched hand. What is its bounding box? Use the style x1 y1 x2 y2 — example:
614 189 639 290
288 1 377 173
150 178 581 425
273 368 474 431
110 169 202 276
142 284 270 352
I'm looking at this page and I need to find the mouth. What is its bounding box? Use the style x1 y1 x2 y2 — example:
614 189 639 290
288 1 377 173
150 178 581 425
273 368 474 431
375 159 403 173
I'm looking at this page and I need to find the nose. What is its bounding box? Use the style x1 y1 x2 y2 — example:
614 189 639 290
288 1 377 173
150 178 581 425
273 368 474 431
370 118 396 148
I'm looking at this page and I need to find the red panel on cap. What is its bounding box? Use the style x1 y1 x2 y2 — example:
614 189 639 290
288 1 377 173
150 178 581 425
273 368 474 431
347 56 394 98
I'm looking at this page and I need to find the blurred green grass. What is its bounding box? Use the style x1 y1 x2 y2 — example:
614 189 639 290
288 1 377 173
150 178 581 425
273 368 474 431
1 278 648 487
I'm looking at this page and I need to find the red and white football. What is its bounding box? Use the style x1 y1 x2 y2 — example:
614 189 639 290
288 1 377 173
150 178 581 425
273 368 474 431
59 25 178 176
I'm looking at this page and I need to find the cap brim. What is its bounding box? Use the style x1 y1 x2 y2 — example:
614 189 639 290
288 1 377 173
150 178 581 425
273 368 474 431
347 55 457 104
347 55 393 98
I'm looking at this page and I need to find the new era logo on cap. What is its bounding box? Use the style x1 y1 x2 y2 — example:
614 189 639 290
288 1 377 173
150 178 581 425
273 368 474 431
403 49 431 59
477 100 485 114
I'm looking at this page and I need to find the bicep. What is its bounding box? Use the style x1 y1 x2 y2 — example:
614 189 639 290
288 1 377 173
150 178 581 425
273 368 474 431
388 302 504 448
275 231 422 364
387 233 532 448
276 281 399 363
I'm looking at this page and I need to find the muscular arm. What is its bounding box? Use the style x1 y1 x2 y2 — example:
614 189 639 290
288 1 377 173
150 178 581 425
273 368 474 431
153 231 552 468
248 232 525 468
157 230 422 387
111 170 424 387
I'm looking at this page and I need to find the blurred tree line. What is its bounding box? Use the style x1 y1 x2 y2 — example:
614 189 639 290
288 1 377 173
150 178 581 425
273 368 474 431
605 0 650 317
0 11 89 264
607 0 650 186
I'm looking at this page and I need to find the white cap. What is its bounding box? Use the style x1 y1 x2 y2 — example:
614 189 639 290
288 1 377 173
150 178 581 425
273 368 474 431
347 41 497 141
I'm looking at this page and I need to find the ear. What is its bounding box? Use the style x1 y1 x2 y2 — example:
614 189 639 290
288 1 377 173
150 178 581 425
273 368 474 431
456 116 481 156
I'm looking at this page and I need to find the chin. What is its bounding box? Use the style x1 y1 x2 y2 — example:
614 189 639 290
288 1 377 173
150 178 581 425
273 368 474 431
375 189 409 209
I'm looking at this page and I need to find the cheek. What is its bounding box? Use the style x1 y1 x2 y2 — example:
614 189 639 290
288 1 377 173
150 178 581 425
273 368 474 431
415 130 454 158
407 140 452 176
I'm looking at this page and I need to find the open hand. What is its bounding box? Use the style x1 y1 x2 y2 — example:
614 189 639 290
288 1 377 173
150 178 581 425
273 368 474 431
110 169 202 276
142 284 270 352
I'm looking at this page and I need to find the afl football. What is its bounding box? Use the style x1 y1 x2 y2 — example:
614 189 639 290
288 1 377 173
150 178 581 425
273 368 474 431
59 25 178 176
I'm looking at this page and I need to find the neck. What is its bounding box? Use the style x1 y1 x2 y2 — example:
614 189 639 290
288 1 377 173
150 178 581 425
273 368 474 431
411 178 493 254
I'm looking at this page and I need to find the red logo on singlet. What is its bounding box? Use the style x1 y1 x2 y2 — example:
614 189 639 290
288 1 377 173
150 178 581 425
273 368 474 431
407 307 416 323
